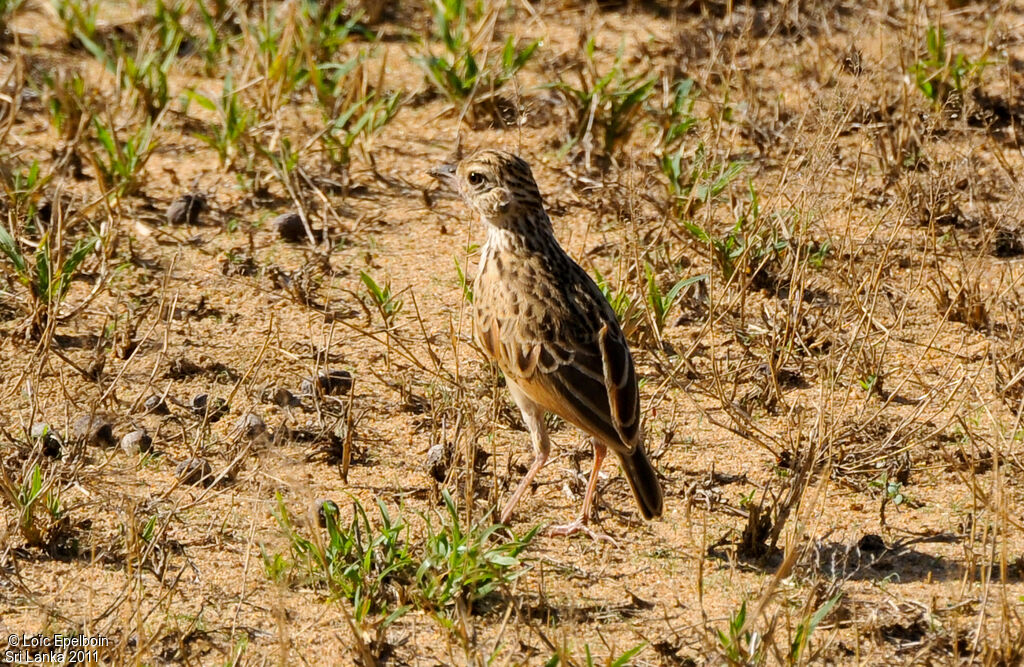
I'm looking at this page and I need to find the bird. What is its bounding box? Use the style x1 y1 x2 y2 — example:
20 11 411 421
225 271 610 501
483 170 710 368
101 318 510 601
430 149 664 536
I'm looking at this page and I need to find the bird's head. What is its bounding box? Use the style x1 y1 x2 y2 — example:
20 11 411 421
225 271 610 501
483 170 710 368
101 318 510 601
430 150 546 229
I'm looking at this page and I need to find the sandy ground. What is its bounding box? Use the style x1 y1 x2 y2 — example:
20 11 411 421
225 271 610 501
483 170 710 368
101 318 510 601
1 0 1023 664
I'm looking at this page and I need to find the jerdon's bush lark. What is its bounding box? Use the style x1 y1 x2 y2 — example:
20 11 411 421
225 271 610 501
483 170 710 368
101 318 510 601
431 149 664 536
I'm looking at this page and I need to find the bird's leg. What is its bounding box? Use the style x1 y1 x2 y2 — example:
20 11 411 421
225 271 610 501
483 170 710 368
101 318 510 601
580 440 606 524
500 448 547 524
549 440 616 544
500 384 550 524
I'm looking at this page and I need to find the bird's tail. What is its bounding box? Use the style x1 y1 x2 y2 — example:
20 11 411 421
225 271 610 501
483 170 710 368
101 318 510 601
618 446 664 520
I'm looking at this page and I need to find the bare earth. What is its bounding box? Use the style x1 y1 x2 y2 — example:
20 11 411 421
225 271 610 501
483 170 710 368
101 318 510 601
1 0 1023 664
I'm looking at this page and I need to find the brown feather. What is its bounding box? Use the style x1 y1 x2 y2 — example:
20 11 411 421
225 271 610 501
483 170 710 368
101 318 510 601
450 149 664 522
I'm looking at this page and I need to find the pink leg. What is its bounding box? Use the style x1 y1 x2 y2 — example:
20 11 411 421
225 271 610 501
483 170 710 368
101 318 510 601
580 441 607 523
500 449 548 524
500 381 551 524
549 442 616 543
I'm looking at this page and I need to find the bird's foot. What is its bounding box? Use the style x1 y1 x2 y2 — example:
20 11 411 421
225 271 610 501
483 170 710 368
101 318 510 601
547 518 617 545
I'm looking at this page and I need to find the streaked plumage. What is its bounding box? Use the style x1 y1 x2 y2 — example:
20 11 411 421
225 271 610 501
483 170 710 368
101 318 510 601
430 150 664 533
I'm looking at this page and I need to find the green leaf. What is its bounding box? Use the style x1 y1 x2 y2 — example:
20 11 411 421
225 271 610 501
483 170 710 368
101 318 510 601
683 221 711 244
609 643 646 667
662 276 688 307
0 221 28 279
29 464 42 498
512 39 539 71
56 236 98 299
360 270 385 303
75 29 114 73
186 88 218 112
34 239 51 303
454 256 474 304
791 593 842 661
696 160 748 202
382 604 410 628
92 117 116 156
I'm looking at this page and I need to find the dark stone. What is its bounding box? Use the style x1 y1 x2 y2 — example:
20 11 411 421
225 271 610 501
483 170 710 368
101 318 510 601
317 370 353 396
166 193 206 225
858 534 886 553
176 457 214 486
144 394 170 415
274 212 322 243
120 429 153 455
190 394 228 422
72 414 115 446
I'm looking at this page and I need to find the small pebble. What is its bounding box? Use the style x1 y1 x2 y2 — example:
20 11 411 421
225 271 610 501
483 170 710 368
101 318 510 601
176 457 214 486
120 428 153 455
31 423 63 457
302 369 353 397
166 193 206 225
316 498 341 527
143 394 170 415
236 412 266 439
191 394 228 422
271 387 300 407
72 414 115 446
273 212 321 243
190 394 208 412
426 443 449 483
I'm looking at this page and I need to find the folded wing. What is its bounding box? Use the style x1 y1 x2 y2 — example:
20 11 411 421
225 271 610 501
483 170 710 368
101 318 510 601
479 310 641 454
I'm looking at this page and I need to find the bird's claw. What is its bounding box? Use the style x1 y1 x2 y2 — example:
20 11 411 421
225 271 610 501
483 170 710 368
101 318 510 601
547 518 618 545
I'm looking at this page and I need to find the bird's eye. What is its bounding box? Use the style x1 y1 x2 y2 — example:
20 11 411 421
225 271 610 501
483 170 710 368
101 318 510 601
468 172 486 186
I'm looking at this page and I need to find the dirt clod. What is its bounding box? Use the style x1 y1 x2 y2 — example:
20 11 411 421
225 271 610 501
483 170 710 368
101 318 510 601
993 225 1024 257
426 442 449 482
235 412 267 439
30 423 64 457
858 534 886 553
166 356 204 379
303 370 353 397
267 387 301 407
274 212 321 243
166 193 206 225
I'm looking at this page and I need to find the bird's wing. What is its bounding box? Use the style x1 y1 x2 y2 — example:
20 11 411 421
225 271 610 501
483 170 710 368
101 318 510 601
480 307 641 453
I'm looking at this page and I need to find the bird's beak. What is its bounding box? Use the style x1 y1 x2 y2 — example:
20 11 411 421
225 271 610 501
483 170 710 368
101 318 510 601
428 162 458 185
